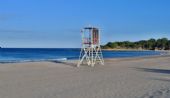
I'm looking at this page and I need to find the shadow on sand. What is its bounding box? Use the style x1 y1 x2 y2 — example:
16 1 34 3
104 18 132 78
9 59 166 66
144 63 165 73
50 60 92 67
151 78 170 82
50 60 77 67
133 67 170 74
133 67 170 82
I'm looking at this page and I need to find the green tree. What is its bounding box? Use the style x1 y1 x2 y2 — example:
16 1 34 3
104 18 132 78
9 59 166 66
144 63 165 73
106 42 113 48
156 38 168 50
147 38 156 50
138 40 147 49
105 42 118 48
165 40 170 50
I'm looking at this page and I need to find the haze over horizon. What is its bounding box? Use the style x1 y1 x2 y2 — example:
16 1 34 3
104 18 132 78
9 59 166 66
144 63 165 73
0 0 170 48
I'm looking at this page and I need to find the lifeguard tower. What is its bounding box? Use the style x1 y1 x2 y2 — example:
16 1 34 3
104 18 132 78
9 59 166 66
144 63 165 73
77 26 104 67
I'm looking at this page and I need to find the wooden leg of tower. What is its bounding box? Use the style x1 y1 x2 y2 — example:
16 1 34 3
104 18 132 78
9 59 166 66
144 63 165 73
77 53 86 67
91 47 93 67
77 48 83 67
93 46 104 66
91 47 96 67
77 48 91 67
99 47 104 65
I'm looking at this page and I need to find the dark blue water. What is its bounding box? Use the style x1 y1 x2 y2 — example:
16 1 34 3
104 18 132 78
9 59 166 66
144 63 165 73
0 48 162 63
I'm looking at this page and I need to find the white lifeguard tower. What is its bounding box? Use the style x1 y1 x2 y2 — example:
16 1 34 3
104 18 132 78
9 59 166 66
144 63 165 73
77 26 104 67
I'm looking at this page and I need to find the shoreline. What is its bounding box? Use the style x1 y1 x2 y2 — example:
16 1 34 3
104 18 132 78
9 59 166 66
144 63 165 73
0 53 169 65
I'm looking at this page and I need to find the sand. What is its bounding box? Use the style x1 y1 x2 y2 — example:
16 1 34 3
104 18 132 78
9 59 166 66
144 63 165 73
0 56 170 98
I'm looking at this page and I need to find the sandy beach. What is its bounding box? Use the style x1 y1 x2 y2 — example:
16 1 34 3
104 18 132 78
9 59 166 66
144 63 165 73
0 56 170 98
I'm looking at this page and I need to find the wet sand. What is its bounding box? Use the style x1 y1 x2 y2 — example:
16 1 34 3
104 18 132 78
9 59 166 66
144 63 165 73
0 56 170 98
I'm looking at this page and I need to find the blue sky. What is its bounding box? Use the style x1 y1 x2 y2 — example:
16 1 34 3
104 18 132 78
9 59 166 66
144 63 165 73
0 0 170 48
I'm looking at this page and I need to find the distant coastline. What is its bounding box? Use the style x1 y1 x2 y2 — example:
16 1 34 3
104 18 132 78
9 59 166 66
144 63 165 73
102 38 170 51
102 49 170 54
102 49 152 51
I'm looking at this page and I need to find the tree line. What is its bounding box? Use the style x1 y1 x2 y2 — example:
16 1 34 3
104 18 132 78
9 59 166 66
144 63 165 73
102 38 170 50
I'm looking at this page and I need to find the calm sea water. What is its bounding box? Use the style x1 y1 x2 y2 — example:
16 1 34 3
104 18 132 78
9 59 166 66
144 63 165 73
0 48 162 63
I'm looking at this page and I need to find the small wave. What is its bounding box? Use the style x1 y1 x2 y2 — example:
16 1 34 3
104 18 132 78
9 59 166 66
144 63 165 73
46 58 67 61
0 58 68 64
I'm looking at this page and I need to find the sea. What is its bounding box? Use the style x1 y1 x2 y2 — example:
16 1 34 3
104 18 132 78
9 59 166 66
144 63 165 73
0 48 163 63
